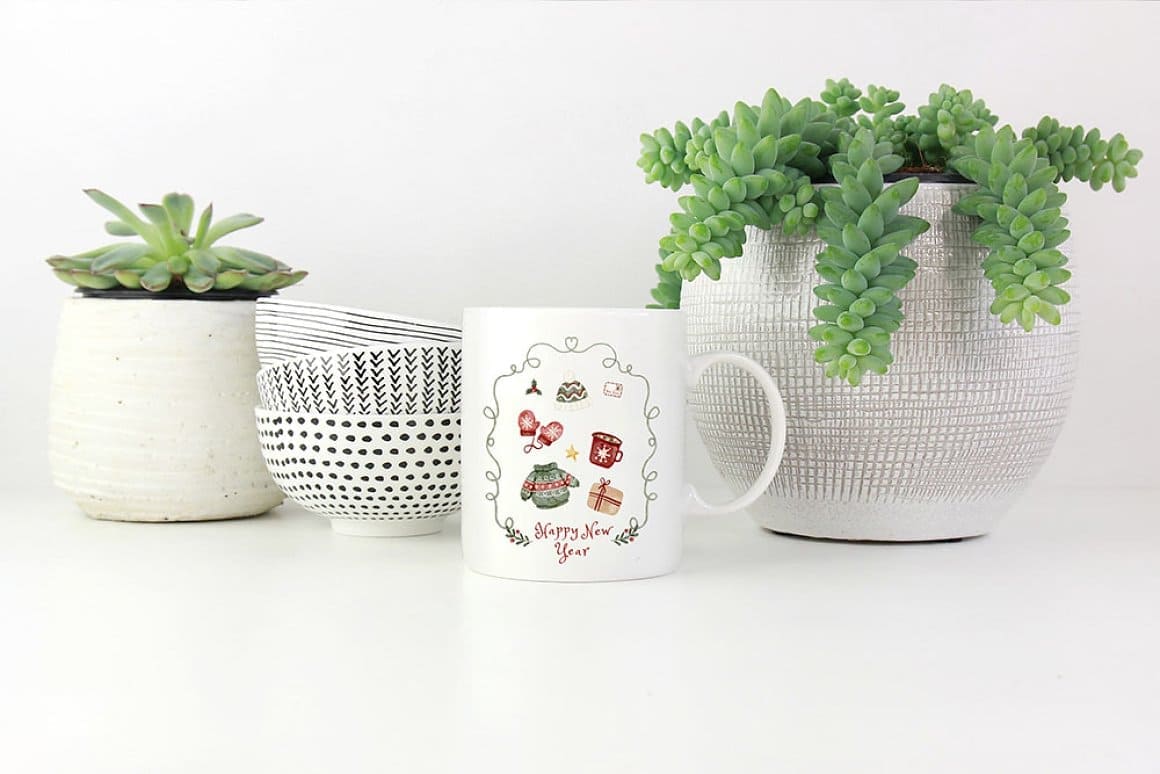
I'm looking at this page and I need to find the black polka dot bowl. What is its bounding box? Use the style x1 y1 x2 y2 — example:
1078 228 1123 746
255 408 461 536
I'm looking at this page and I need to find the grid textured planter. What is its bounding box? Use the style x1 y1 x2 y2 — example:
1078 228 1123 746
683 182 1080 541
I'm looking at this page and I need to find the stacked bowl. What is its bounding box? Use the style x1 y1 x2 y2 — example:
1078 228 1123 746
254 299 463 536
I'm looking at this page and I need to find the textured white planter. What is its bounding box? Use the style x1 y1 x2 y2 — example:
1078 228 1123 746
683 182 1080 541
49 295 283 522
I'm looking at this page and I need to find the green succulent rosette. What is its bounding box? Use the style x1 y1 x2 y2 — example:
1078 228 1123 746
47 190 305 293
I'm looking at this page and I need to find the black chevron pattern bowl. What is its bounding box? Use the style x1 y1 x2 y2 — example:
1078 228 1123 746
255 298 461 369
256 342 462 415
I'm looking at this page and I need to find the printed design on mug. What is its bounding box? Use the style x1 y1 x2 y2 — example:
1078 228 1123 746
481 336 661 552
517 409 564 453
554 371 591 411
587 478 622 516
520 463 580 509
589 431 624 469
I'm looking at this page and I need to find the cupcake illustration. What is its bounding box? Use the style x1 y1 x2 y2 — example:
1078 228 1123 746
555 371 591 411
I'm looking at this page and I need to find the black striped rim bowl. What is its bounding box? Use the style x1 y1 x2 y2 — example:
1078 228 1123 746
255 298 461 369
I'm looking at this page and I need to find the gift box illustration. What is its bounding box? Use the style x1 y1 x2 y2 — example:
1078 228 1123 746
586 478 622 516
520 463 580 509
589 432 624 469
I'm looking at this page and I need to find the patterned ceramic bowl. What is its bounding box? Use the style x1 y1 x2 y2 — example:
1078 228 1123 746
256 342 462 415
255 408 461 536
256 298 460 369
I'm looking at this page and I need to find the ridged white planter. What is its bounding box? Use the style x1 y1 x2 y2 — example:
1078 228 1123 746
49 296 283 522
683 182 1080 541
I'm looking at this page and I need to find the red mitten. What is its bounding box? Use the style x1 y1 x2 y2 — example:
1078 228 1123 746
538 421 564 447
518 409 539 437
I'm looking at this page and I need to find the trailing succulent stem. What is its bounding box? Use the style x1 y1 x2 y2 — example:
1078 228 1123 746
810 129 927 386
650 90 835 283
911 85 997 167
1022 116 1143 192
638 111 729 192
950 126 1073 331
47 190 305 293
638 80 1142 384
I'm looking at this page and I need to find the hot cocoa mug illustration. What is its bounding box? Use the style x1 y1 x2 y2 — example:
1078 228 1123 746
589 432 624 468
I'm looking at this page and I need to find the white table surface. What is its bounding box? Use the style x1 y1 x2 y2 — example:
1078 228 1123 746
2 487 1156 773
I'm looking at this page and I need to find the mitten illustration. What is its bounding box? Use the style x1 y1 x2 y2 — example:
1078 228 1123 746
519 410 563 453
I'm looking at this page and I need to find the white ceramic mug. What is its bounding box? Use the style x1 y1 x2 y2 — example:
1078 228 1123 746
461 307 787 582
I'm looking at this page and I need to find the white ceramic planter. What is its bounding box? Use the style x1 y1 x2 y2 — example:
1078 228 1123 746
683 182 1080 541
49 295 283 521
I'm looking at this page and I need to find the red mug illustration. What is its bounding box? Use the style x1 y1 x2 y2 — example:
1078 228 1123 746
589 432 624 469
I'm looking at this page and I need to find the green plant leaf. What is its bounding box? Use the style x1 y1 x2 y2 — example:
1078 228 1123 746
138 203 185 254
105 221 138 237
83 188 164 253
188 248 221 275
113 269 143 289
192 203 214 248
183 267 215 293
204 214 263 246
162 193 195 235
213 269 248 291
91 243 152 273
47 255 94 270
212 246 278 272
140 262 173 292
70 271 120 289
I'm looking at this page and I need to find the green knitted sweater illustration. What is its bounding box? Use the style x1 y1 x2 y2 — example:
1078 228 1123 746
520 463 580 509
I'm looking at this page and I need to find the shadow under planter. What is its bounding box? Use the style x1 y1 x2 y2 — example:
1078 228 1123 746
48 290 283 522
684 182 1080 542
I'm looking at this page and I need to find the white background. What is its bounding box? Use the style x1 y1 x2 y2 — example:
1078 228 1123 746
2 5 1159 772
1 0 1158 494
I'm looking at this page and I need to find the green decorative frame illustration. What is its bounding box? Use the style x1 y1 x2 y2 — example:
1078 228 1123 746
482 336 660 547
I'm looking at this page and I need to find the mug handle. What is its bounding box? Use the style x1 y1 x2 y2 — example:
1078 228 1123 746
686 353 787 517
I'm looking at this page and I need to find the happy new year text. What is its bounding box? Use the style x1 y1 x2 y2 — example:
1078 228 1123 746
534 520 614 564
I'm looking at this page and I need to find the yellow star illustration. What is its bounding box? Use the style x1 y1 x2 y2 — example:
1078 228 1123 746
565 444 579 461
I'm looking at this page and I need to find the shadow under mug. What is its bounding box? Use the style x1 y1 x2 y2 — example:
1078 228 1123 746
460 307 786 582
